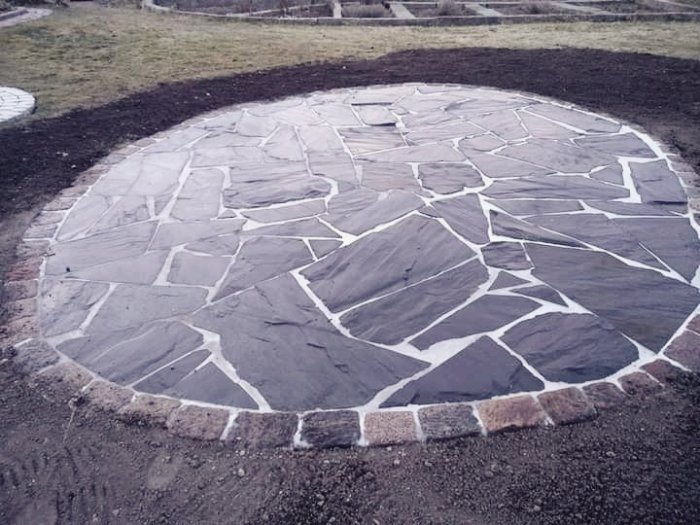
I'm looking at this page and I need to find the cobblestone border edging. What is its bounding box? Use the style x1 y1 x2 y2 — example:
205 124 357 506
3 84 699 449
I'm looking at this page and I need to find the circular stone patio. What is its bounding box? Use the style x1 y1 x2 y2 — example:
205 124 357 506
0 87 35 124
12 84 700 447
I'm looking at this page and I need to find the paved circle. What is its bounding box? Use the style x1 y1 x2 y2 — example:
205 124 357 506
0 87 35 123
30 84 699 429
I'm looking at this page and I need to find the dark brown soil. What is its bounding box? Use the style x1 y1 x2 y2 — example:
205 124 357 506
1 47 700 524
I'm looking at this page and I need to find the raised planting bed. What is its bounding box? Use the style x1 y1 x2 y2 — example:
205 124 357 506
403 1 480 16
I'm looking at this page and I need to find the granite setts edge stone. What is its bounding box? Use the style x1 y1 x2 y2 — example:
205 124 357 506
3 84 699 448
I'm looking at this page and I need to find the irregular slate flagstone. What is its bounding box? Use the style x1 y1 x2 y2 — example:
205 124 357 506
89 284 207 335
468 152 553 179
628 159 687 205
341 259 489 345
241 199 326 223
303 215 474 312
195 274 427 411
431 194 489 244
513 285 566 306
31 84 700 422
46 221 157 276
483 175 629 200
499 138 615 173
417 163 483 194
168 252 229 286
244 218 339 238
412 294 540 350
87 321 204 384
490 199 583 217
163 362 257 409
382 337 543 406
482 242 532 270
575 133 656 158
490 211 582 247
613 217 700 281
489 272 529 290
527 244 700 351
326 188 423 235
39 279 110 337
528 213 666 269
215 237 312 300
225 162 330 208
502 313 638 383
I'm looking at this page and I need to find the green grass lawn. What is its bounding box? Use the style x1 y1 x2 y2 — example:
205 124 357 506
1 3 699 119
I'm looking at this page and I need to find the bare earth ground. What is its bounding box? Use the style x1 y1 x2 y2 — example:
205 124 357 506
1 6 700 524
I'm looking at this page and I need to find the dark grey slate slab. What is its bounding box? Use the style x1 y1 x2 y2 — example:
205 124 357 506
310 103 361 127
526 104 620 133
310 239 342 259
236 112 277 137
526 244 700 351
90 196 150 234
88 285 207 335
241 200 326 223
629 159 687 205
298 125 346 153
359 161 420 192
307 153 359 187
468 153 553 179
225 162 330 208
499 139 615 174
134 349 210 394
489 272 529 290
341 259 489 345
483 175 629 200
482 242 532 270
513 285 566 306
362 142 464 163
519 111 579 140
164 363 257 409
87 321 204 384
193 130 259 149
357 105 396 126
411 294 540 350
404 121 483 144
528 214 666 269
585 201 675 217
301 411 360 448
303 215 474 312
590 164 624 185
70 251 168 285
490 199 583 217
613 217 700 281
195 274 427 411
459 134 505 153
151 220 244 250
46 222 157 276
326 188 423 235
490 211 582 247
469 110 529 141
502 313 638 382
431 194 489 244
168 252 229 286
39 279 110 337
245 218 339 238
215 237 312 300
338 127 405 155
418 163 483 194
575 133 656 158
171 169 224 222
382 337 543 406
185 234 240 256
263 125 305 161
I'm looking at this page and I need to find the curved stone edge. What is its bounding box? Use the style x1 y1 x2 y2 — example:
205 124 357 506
142 0 700 26
0 87 36 125
3 84 699 449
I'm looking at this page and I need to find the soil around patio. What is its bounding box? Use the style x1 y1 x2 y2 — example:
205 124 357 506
1 46 700 523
